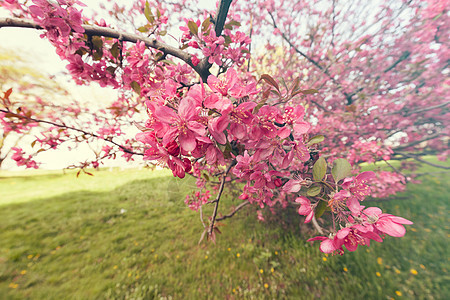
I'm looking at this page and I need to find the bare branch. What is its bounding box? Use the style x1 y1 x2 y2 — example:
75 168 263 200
0 109 143 156
395 152 450 170
213 0 233 37
216 200 250 221
393 133 444 151
208 162 234 236
386 100 449 117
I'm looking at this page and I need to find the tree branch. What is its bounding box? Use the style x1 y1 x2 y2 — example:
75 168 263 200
388 101 450 117
395 152 450 170
392 133 444 151
0 109 143 156
208 162 234 236
213 0 233 37
216 200 250 221
267 11 356 105
0 17 212 81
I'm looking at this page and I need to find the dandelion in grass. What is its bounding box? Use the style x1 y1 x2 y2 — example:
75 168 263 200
410 269 418 275
236 253 240 258
232 288 236 294
420 264 425 269
20 270 26 275
271 268 274 273
227 248 231 251
113 265 118 270
260 269 264 274
323 257 327 261
377 257 383 265
395 291 402 296
395 268 401 274
274 251 278 255
343 267 348 272
27 255 33 259
376 272 381 277
205 255 208 259
128 273 132 277
264 283 269 289
410 228 417 232
9 283 18 289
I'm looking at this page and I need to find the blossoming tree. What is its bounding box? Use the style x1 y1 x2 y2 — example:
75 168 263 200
0 0 447 254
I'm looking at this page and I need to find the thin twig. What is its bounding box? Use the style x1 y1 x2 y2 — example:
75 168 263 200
216 200 250 221
208 162 234 235
311 215 324 235
0 109 143 156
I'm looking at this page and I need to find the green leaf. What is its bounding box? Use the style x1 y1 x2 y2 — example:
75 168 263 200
131 81 141 95
160 59 177 66
158 30 167 36
188 20 198 36
110 42 119 59
223 142 232 158
92 36 103 50
260 74 280 91
312 157 327 182
307 135 324 146
137 26 149 33
253 98 267 114
315 200 328 219
307 185 322 197
331 158 352 183
201 18 211 33
106 66 116 75
226 20 241 27
300 89 319 95
144 1 155 23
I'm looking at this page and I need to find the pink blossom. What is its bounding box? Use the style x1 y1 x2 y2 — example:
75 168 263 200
295 196 314 223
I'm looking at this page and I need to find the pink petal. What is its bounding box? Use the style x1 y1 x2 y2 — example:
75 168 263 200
304 210 314 223
320 239 337 253
375 219 406 237
179 132 197 152
155 106 178 123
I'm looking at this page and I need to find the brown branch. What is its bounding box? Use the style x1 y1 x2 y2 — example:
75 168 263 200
383 50 411 73
403 101 449 116
0 17 213 81
208 162 234 236
213 0 233 37
216 200 250 221
0 109 143 156
392 133 444 151
395 152 450 170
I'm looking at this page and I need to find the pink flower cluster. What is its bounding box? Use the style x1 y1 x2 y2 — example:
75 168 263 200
308 207 412 255
180 17 251 67
306 171 412 254
11 147 39 169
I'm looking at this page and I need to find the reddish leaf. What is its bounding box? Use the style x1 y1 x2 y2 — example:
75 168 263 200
260 74 280 91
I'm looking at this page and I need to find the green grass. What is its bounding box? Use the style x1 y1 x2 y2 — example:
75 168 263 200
0 164 448 299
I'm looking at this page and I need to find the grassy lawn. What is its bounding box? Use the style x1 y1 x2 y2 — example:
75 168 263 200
0 164 448 299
